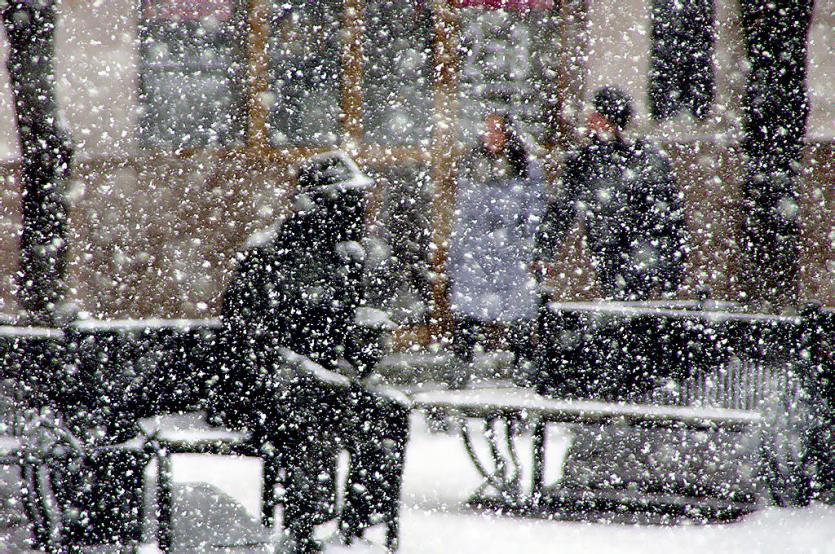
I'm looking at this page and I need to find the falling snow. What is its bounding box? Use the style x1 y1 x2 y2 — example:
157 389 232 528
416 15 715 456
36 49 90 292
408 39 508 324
0 0 832 552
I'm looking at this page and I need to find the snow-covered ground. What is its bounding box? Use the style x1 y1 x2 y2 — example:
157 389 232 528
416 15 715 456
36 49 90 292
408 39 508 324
154 413 835 554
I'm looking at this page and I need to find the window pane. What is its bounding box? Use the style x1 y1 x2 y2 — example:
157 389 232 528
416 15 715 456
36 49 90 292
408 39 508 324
362 2 434 146
138 0 246 149
267 0 342 146
457 4 562 146
649 0 715 121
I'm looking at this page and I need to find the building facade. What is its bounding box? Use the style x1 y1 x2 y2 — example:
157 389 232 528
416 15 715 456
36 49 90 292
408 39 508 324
0 0 831 324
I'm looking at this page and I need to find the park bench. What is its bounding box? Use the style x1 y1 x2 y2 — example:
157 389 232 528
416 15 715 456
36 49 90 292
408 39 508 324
0 406 148 552
1 301 830 545
413 300 832 523
413 386 764 521
1 318 407 552
138 411 256 552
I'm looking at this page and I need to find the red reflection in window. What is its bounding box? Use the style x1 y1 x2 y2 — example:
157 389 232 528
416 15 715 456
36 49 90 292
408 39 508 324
455 0 554 11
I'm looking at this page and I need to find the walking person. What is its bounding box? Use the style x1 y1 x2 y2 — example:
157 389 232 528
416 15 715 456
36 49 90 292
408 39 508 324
534 87 687 301
446 112 546 385
532 87 688 398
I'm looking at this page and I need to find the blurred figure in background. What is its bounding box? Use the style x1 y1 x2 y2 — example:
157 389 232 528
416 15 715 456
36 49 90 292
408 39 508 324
447 112 546 384
534 87 687 301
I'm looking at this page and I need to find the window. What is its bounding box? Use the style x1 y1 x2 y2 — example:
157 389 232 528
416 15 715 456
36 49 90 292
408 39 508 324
362 2 434 146
138 0 246 149
649 0 715 121
457 1 562 146
266 0 342 146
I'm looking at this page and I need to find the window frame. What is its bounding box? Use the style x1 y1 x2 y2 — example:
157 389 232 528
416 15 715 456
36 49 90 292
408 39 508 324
135 0 579 337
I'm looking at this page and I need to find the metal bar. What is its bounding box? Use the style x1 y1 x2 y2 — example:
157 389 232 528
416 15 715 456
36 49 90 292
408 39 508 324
503 418 522 494
20 464 52 552
530 419 546 505
385 513 399 553
459 417 508 494
261 454 279 528
485 417 509 489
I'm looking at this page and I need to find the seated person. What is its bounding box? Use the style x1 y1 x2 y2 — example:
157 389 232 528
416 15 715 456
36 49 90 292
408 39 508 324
212 152 409 553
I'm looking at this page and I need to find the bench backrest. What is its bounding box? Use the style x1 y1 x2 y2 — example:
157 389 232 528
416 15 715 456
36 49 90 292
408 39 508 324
536 301 832 412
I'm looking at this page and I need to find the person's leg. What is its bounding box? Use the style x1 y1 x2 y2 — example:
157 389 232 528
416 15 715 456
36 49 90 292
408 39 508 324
450 316 486 387
281 440 338 553
340 386 410 547
276 378 344 553
452 315 478 364
508 319 536 386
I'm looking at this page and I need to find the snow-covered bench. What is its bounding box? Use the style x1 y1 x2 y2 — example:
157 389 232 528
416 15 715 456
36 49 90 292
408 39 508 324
0 413 148 552
412 302 832 522
1 320 408 551
138 412 255 552
413 386 763 521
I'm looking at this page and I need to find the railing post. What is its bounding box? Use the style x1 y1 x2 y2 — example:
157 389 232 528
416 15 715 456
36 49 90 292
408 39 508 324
156 446 173 552
799 301 830 500
530 418 546 508
261 451 279 528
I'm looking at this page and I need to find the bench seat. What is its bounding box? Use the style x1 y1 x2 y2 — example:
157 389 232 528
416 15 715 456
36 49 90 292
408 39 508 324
412 387 761 431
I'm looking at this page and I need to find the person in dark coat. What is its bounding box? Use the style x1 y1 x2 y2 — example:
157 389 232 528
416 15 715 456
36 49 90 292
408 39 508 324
213 152 409 553
535 87 687 301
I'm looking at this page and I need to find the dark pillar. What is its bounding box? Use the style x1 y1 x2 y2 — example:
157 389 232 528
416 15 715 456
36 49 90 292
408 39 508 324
2 0 72 325
738 0 813 309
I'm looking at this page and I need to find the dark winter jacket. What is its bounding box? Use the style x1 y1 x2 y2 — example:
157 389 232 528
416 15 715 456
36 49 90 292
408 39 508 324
214 177 382 432
214 157 410 538
535 136 686 300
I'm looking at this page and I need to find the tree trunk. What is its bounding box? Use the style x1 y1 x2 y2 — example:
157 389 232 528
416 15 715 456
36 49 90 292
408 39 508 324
739 0 813 310
2 1 72 325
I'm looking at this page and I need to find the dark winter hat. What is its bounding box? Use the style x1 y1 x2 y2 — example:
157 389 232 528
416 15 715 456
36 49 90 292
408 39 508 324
296 151 373 195
593 87 633 130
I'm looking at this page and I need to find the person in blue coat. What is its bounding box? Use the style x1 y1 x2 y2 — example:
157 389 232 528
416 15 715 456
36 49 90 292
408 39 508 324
447 113 546 381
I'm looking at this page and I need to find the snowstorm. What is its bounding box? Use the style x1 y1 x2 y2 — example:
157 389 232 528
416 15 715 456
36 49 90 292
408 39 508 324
0 0 832 552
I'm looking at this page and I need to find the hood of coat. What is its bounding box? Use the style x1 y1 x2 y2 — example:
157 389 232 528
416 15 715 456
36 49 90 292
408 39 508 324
290 151 373 249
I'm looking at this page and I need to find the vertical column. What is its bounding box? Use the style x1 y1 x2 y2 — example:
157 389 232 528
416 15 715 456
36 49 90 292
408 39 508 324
738 0 813 309
246 0 270 151
2 0 72 325
429 0 460 334
342 0 365 149
543 0 574 153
